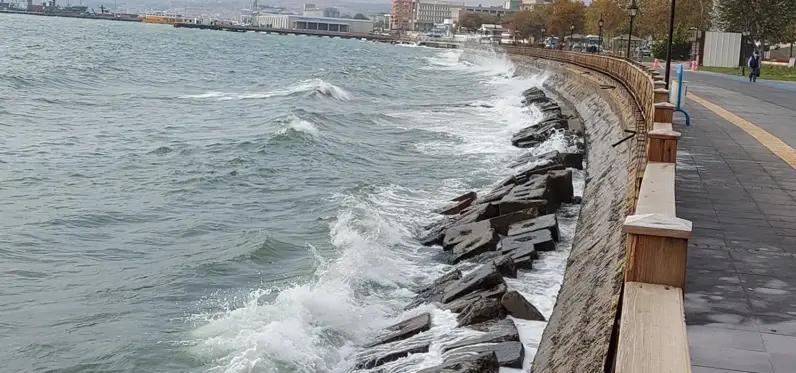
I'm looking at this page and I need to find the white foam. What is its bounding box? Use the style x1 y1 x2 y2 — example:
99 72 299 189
274 116 321 139
179 78 351 101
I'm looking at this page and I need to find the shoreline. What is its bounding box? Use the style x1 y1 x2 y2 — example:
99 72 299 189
350 84 586 371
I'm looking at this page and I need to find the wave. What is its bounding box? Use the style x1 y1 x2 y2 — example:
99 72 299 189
273 116 321 139
179 79 351 102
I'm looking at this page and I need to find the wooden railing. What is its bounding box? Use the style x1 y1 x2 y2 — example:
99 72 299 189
506 47 693 373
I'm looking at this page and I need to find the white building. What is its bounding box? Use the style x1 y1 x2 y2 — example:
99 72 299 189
412 0 463 31
255 13 373 33
520 0 551 11
303 4 340 18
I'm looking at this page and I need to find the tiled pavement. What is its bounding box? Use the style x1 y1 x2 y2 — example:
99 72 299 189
675 97 796 373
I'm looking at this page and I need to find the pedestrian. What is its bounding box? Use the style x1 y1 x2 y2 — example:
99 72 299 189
748 50 761 82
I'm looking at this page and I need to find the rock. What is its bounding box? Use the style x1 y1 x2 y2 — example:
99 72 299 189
364 313 432 348
511 163 566 186
443 220 491 250
442 263 505 303
475 183 515 204
452 191 477 202
406 269 462 309
494 255 517 278
505 175 548 202
440 194 476 216
498 198 547 216
572 195 583 204
485 208 541 235
442 282 507 313
449 227 500 264
501 290 546 321
508 214 560 242
501 229 555 253
417 351 500 373
445 341 524 369
457 202 500 224
355 341 430 369
442 319 520 352
512 255 534 269
418 218 456 247
547 169 574 204
457 297 505 327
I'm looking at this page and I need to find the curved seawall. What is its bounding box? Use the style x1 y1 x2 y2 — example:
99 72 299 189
510 54 639 373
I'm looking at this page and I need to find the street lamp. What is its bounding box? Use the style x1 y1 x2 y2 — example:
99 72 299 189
597 14 604 55
663 0 676 88
626 0 638 59
570 24 575 51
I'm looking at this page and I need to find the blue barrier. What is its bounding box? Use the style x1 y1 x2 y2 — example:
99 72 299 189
673 64 691 126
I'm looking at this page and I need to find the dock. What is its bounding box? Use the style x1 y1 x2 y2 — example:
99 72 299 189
173 23 398 43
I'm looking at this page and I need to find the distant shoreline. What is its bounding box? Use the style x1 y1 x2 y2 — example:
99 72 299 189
0 9 141 22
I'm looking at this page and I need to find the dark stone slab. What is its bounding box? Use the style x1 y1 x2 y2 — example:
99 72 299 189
355 341 430 369
501 290 545 321
508 214 560 242
485 208 541 235
449 227 500 264
457 202 500 224
364 313 432 348
445 341 524 369
443 221 491 250
509 150 584 170
494 255 517 278
475 183 516 204
498 198 547 216
442 263 505 303
406 269 463 310
457 297 505 327
501 229 555 253
416 351 500 373
442 282 508 313
441 319 520 353
440 195 476 216
452 191 477 202
418 217 457 247
547 169 574 204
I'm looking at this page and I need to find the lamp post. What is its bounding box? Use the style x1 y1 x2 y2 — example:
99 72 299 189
741 31 750 77
663 0 676 88
570 24 575 51
597 14 604 55
626 0 638 60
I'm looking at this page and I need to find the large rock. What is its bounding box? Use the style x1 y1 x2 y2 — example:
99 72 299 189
501 290 545 321
440 196 476 216
485 208 541 235
417 351 500 373
406 269 463 310
442 282 508 313
418 218 456 247
364 313 432 348
442 221 490 250
445 341 525 369
452 191 477 202
442 319 520 352
457 202 500 224
449 227 500 264
457 297 505 327
509 150 583 170
494 255 517 278
442 263 505 303
475 183 515 205
355 341 430 369
508 214 560 242
505 175 547 201
547 169 574 205
498 198 547 216
501 229 555 254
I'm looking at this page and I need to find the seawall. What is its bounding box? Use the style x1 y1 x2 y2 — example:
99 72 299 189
510 54 640 373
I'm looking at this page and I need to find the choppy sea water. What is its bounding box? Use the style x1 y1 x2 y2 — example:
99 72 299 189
0 14 581 373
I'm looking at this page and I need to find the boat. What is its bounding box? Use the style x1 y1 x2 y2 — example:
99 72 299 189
141 11 195 24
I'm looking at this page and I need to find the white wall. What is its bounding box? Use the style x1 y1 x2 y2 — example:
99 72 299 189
703 31 741 67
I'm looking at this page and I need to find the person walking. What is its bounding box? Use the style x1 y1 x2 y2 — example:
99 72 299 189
748 51 761 82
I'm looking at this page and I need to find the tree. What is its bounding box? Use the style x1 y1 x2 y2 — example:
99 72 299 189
353 13 368 20
584 0 625 37
546 0 586 37
716 0 796 45
507 10 545 39
458 12 500 31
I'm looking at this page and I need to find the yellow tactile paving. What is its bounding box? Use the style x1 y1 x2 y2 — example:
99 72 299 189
687 92 796 169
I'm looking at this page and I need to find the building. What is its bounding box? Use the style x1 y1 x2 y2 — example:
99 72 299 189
520 0 551 11
255 14 373 33
303 4 340 18
504 0 521 10
412 0 463 31
370 13 390 30
391 0 413 30
463 5 512 18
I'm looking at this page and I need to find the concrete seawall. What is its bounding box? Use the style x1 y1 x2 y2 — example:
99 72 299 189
511 55 640 373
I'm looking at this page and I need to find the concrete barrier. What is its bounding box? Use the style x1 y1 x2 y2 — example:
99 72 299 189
505 47 693 373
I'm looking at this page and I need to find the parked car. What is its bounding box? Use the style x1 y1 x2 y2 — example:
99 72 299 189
640 46 652 57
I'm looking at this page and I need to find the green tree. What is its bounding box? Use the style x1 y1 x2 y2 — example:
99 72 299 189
458 12 500 31
584 0 624 37
507 10 545 39
716 0 796 45
353 13 368 20
546 0 586 37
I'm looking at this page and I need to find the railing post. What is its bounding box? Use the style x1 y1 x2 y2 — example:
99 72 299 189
623 213 692 288
647 89 681 163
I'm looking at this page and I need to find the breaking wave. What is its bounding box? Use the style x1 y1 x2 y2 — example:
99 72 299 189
180 78 351 101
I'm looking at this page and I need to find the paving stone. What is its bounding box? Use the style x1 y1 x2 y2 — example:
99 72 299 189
688 325 765 352
689 345 774 373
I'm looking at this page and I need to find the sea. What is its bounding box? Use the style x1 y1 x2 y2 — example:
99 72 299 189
0 14 582 373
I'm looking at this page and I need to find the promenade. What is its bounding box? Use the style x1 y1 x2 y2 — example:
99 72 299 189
670 69 796 372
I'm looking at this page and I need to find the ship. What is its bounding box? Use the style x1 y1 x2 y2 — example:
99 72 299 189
141 11 195 24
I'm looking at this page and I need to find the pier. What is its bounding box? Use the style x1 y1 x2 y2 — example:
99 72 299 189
173 23 398 43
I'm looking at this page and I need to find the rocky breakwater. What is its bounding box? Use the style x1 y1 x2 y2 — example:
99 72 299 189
351 87 584 373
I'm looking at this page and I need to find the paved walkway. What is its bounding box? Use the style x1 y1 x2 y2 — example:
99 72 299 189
673 73 796 373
